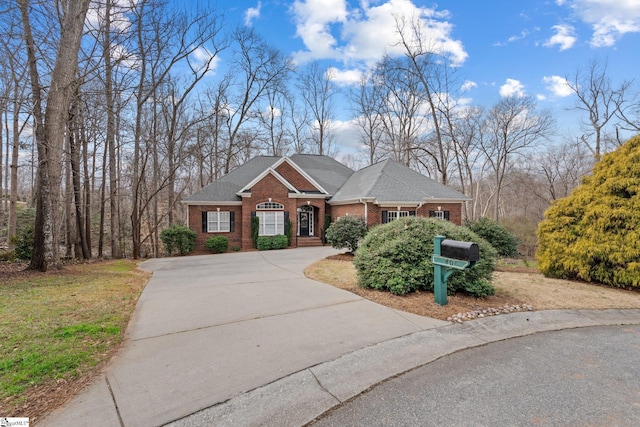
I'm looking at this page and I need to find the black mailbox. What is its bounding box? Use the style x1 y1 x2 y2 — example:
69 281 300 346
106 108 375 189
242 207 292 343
441 239 479 262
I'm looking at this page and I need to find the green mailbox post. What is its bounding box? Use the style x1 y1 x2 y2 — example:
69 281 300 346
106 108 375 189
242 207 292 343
432 235 479 306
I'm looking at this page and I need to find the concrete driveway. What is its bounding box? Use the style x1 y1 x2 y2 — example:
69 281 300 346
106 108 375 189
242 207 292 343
43 247 446 426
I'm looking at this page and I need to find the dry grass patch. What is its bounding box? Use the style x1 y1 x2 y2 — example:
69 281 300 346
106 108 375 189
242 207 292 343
305 258 640 321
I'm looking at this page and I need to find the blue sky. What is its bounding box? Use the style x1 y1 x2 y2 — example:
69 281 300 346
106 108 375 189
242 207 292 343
209 0 640 153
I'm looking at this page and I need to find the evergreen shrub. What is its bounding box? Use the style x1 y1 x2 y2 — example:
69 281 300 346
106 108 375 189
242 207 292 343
465 217 519 257
325 215 367 253
205 236 229 253
160 224 196 256
272 234 288 249
256 236 272 251
354 217 497 296
537 135 640 288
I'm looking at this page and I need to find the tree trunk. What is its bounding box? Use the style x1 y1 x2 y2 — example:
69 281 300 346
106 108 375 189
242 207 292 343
20 0 91 271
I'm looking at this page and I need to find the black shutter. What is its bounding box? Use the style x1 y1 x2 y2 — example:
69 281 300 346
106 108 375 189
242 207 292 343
202 211 208 232
230 211 235 232
444 211 450 221
409 210 416 216
381 210 388 224
428 210 435 218
284 211 289 224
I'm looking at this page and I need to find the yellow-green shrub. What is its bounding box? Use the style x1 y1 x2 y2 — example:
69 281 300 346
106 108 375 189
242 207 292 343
537 135 640 288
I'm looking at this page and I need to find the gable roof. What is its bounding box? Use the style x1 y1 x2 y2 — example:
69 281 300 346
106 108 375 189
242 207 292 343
182 156 281 203
329 159 470 204
289 154 354 194
183 155 469 205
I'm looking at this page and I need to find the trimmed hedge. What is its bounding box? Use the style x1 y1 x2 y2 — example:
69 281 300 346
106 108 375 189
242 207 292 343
205 236 229 253
354 217 497 297
256 234 289 250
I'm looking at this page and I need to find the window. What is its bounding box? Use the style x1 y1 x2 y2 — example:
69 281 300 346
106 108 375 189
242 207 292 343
257 211 284 236
381 210 416 223
208 211 230 232
429 210 450 221
256 202 284 210
387 211 410 222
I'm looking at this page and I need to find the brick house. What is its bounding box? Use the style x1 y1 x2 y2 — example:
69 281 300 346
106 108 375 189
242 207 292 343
182 154 470 252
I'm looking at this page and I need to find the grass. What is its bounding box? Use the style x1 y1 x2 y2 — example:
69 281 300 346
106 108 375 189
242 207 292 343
0 259 149 419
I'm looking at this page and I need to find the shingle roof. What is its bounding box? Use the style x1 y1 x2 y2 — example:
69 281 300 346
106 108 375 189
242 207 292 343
183 155 469 204
330 159 470 203
183 156 281 202
289 154 354 194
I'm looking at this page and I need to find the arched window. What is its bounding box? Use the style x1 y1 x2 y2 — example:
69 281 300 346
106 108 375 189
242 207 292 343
256 202 284 210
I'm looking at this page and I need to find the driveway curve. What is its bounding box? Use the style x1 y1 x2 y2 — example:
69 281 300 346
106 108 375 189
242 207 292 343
44 247 446 426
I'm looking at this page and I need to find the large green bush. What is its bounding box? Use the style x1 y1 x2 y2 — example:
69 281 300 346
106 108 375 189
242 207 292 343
354 217 497 296
325 215 367 253
160 224 196 256
465 217 519 257
205 236 229 253
537 135 640 288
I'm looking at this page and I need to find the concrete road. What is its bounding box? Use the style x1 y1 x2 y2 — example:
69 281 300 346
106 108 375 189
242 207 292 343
311 324 640 426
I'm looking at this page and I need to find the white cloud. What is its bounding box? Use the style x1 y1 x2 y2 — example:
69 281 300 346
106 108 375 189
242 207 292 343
543 75 573 97
537 94 547 101
191 47 220 74
544 24 577 50
461 80 477 91
291 0 467 67
560 0 640 47
500 79 526 97
328 67 363 86
245 2 262 26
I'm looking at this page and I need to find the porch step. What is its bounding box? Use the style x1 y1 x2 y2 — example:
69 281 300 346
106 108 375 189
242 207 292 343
296 237 324 247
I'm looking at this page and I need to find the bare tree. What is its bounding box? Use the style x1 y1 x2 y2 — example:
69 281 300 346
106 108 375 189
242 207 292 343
375 55 426 166
296 62 338 156
129 0 224 258
219 26 293 173
19 0 91 271
481 95 555 220
394 14 452 184
567 58 631 160
348 70 385 165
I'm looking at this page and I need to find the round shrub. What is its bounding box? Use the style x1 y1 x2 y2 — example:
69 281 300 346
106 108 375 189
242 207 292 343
354 217 497 297
272 234 288 249
160 224 196 256
325 215 368 253
537 135 640 288
465 217 519 257
205 236 229 253
256 236 272 251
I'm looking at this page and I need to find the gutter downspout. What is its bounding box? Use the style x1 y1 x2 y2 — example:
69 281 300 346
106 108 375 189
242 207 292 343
359 199 368 224
417 202 424 215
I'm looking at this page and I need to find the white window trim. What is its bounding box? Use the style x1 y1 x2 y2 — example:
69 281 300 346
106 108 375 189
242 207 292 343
388 210 410 221
207 211 230 232
257 211 285 236
256 202 284 210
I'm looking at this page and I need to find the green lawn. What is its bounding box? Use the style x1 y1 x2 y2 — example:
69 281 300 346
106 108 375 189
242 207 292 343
0 260 148 417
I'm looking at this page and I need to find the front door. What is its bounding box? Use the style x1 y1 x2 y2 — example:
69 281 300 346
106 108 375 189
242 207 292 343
299 212 310 237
